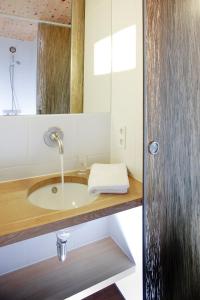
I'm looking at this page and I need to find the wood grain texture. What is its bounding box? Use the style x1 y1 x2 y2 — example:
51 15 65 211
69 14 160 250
70 0 85 113
0 238 133 300
37 23 71 114
84 285 125 300
0 171 142 246
144 0 200 299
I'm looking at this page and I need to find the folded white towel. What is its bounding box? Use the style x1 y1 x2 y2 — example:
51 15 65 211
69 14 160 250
88 163 130 194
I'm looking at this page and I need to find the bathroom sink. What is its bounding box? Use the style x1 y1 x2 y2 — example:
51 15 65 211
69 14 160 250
28 177 97 211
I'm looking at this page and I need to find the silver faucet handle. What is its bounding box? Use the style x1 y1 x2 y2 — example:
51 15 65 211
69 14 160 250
50 132 60 141
44 127 64 150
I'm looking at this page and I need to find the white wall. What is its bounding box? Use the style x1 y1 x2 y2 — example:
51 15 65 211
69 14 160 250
0 37 37 115
109 1 143 298
109 207 143 300
84 0 143 181
84 0 111 113
110 0 143 182
0 113 110 182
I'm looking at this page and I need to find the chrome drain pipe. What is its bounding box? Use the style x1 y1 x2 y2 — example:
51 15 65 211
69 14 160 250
56 230 70 262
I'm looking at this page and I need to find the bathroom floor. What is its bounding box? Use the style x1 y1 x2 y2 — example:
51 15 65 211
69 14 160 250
83 285 125 300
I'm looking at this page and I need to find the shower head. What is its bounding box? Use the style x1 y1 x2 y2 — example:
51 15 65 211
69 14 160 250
9 46 16 53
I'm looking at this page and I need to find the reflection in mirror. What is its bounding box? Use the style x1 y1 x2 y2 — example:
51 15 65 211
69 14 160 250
0 16 38 115
37 23 71 114
0 0 87 115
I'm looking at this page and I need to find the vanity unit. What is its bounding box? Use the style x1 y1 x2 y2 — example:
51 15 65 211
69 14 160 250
0 172 142 299
0 172 142 246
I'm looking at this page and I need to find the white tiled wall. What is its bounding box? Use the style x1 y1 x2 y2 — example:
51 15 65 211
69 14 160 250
0 113 110 182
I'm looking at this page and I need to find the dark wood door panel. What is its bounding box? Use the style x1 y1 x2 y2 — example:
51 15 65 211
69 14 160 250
144 0 200 299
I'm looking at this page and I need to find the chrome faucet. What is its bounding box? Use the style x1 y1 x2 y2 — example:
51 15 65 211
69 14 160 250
50 132 64 154
44 127 64 154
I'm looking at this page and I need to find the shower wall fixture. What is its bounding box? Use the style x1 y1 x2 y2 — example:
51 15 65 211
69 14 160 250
3 46 21 116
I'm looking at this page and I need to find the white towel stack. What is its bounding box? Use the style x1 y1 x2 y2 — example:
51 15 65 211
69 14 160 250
88 163 130 194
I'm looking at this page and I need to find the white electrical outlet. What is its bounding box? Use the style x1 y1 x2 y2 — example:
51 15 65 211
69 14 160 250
119 126 127 149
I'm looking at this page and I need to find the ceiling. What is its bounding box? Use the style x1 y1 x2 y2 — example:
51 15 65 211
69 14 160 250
0 0 72 24
0 17 37 41
0 0 72 41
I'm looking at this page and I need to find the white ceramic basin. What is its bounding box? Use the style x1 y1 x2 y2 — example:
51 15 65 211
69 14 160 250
28 182 97 211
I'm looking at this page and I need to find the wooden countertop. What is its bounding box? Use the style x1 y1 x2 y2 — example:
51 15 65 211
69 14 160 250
0 171 143 246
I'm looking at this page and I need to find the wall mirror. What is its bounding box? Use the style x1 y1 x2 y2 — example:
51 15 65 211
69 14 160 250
0 0 111 115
